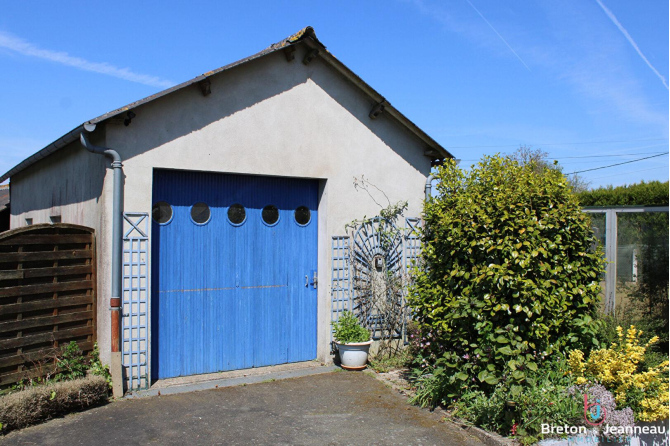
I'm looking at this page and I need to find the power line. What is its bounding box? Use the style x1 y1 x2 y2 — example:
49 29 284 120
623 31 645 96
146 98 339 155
557 151 667 159
564 153 669 175
588 166 668 181
458 150 668 162
448 138 668 149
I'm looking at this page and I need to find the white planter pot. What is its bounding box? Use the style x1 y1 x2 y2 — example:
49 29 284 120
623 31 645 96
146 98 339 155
336 340 373 370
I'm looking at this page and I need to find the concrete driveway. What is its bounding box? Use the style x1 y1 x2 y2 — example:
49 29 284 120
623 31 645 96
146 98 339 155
2 371 485 446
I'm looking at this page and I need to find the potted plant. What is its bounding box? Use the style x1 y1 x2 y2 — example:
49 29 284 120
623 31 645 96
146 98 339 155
331 310 373 370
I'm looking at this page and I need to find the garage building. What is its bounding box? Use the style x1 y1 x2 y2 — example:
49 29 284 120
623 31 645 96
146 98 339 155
1 27 451 392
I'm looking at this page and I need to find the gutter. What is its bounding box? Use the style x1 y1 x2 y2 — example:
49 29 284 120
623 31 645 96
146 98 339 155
80 127 125 397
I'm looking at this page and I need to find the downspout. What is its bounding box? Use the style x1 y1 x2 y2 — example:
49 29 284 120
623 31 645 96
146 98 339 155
80 127 124 396
425 174 434 201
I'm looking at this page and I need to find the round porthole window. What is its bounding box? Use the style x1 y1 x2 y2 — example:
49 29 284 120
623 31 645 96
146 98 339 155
227 203 246 226
190 202 211 224
294 206 311 226
152 201 173 224
262 205 280 226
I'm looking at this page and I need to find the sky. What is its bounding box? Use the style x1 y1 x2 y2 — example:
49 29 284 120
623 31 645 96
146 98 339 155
0 0 667 189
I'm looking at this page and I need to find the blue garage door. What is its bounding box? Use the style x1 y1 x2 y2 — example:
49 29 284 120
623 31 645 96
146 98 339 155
151 170 318 379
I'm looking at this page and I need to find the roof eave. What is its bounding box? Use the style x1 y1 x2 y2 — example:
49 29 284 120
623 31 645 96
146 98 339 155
1 125 85 183
302 37 451 160
1 27 450 183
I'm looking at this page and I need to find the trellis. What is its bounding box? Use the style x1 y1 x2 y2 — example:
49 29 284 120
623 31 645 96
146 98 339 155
330 217 421 348
122 213 149 391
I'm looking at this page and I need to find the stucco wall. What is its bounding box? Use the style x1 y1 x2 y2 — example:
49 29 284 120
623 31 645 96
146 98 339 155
9 136 115 362
9 42 434 369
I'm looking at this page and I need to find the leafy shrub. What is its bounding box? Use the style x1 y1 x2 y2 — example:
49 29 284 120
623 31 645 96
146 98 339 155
55 342 89 381
568 326 669 422
595 311 666 368
448 357 582 445
10 342 112 392
331 311 370 344
408 156 604 400
88 343 113 389
577 181 669 206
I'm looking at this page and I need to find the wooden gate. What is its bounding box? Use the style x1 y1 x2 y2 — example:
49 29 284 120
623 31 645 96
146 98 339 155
0 224 96 387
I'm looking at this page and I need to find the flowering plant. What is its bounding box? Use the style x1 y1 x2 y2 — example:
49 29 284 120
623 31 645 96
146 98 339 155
568 326 669 422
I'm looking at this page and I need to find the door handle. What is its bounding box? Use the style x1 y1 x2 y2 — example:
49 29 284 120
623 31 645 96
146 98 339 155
305 275 309 287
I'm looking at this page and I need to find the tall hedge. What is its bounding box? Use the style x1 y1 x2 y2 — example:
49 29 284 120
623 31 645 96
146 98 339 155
409 155 604 395
578 181 668 206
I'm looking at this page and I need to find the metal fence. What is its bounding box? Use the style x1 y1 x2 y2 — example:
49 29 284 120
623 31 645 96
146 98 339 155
584 206 669 315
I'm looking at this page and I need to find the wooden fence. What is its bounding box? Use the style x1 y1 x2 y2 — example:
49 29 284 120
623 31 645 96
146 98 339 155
0 224 96 387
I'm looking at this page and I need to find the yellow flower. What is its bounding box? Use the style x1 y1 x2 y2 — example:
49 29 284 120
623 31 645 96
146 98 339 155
567 326 669 422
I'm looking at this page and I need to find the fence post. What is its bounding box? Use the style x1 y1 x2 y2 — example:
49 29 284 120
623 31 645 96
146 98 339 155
604 209 617 314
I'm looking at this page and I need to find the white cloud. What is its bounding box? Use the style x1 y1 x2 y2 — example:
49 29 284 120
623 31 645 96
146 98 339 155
406 0 530 71
0 31 174 89
594 0 668 90
464 0 531 72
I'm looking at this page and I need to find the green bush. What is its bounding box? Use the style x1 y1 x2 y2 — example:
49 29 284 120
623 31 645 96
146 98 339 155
577 181 668 206
9 342 112 392
408 155 604 401
453 358 583 444
55 342 89 381
331 311 370 344
450 358 581 445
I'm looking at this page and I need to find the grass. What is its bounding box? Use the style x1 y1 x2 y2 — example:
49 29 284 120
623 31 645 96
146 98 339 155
0 375 109 434
368 349 411 373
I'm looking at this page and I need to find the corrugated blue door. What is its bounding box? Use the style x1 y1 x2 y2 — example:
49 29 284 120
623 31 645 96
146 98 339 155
151 170 318 379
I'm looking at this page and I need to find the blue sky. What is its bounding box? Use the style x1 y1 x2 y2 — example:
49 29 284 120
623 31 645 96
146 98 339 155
0 0 667 189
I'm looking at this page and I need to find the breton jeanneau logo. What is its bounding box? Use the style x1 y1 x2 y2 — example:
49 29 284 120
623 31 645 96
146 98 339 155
584 394 607 426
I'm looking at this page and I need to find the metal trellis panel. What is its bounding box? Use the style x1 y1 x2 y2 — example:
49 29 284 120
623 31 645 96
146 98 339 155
331 236 351 349
330 217 422 348
404 217 422 271
122 212 149 391
402 217 423 343
351 218 404 340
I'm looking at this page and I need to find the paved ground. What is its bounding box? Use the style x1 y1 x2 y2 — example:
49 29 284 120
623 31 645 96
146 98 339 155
2 371 485 446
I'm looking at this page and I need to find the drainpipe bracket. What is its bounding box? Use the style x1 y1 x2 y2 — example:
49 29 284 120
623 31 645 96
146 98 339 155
198 78 211 96
303 48 319 65
369 101 386 119
283 46 296 62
